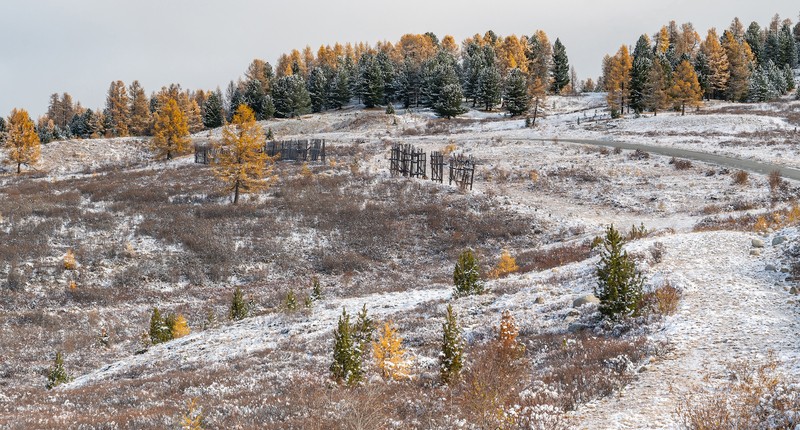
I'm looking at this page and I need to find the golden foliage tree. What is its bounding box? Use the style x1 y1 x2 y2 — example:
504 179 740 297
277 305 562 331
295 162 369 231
528 76 547 126
213 105 275 204
152 98 190 160
644 57 672 116
128 80 151 136
670 60 703 115
171 314 191 339
181 398 204 430
721 30 753 101
605 45 632 115
372 320 410 380
655 26 670 54
105 80 130 136
4 108 41 174
491 250 519 279
701 28 730 99
497 310 522 354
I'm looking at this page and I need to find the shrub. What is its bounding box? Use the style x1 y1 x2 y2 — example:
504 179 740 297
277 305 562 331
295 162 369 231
768 169 784 191
229 287 248 321
595 225 644 320
149 308 172 345
440 304 464 384
733 170 749 185
171 314 191 339
63 249 77 270
45 351 71 389
454 249 483 296
670 158 692 170
626 223 649 241
331 308 363 386
310 276 323 302
497 310 523 356
181 398 204 430
629 149 650 160
640 281 681 316
285 290 297 311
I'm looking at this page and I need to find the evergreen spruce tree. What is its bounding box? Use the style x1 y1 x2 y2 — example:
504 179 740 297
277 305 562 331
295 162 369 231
307 67 328 113
357 52 385 108
330 308 363 386
149 307 172 344
433 83 466 119
376 51 397 104
439 304 464 384
128 80 151 136
46 352 71 389
202 90 224 129
745 22 764 66
550 38 571 94
453 249 483 296
629 35 654 114
504 68 529 116
286 290 297 311
353 304 375 355
310 276 323 301
594 225 644 320
242 78 273 120
329 66 352 109
644 57 671 115
105 80 130 136
229 287 248 321
272 75 312 118
779 23 799 68
476 64 502 111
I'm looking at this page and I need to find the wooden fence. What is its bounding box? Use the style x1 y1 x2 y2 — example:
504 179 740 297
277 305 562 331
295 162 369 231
195 139 326 165
389 144 476 190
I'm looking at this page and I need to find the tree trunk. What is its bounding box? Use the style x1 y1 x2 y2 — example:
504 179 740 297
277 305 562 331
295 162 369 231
17 162 21 174
233 182 240 205
681 102 685 116
532 102 539 126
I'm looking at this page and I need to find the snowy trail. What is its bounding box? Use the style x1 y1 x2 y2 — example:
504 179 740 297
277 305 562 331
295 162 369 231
573 231 800 429
66 287 450 388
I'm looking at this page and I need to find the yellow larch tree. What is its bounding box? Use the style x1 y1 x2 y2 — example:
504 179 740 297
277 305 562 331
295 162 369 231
491 250 519 279
128 80 151 136
152 98 190 160
213 105 276 204
528 75 547 126
105 80 130 136
721 30 753 102
4 108 41 174
605 45 632 115
497 310 521 353
372 320 410 380
670 60 703 115
655 26 670 54
171 314 191 339
700 28 730 99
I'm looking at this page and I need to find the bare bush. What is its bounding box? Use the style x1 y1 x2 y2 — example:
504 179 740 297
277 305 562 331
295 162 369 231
516 242 591 273
733 170 749 186
670 158 693 170
629 149 650 160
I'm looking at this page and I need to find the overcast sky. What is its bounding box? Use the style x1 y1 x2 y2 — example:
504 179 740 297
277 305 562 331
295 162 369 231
1 0 797 117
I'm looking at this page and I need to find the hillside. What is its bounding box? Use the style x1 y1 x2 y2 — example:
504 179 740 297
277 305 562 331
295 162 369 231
1 95 799 428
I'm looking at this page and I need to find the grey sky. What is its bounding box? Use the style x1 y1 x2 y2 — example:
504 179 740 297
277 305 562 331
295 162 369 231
1 0 797 117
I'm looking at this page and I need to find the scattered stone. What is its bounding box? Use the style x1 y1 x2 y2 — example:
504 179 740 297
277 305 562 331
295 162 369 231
567 308 581 317
750 249 761 256
572 294 600 308
534 297 545 304
568 322 587 332
765 264 777 272
790 286 799 295
772 236 786 246
751 238 764 248
780 267 790 273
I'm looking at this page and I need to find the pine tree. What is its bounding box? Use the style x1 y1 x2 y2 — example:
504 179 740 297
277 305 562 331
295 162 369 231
331 308 363 386
46 352 71 389
307 67 328 113
504 68 530 116
353 304 375 355
202 90 225 129
149 307 172 344
329 66 352 109
745 22 765 65
245 58 274 94
373 320 410 380
171 314 191 339
128 81 151 136
550 38 570 94
151 98 190 160
434 83 466 119
630 35 654 113
310 276 323 301
779 23 799 68
212 105 275 204
476 63 502 111
105 80 130 136
440 304 464 384
357 52 385 108
454 249 482 295
272 75 312 118
4 108 41 174
594 225 644 320
229 287 248 321
242 78 274 120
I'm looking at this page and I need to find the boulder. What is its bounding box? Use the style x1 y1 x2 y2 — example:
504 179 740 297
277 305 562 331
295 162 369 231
572 294 600 308
752 238 765 248
534 296 545 304
750 249 761 256
790 286 799 295
765 264 777 272
772 236 786 246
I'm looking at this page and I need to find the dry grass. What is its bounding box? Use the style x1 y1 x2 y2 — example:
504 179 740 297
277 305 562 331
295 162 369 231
516 242 592 274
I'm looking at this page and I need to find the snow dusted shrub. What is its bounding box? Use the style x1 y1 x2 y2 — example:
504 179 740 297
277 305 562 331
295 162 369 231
733 169 749 185
454 249 483 296
63 249 77 270
640 280 681 316
595 225 644 320
677 355 800 430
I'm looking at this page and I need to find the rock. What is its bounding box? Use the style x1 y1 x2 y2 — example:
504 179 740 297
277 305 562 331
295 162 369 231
566 308 581 317
572 294 600 308
750 249 761 256
780 267 790 273
765 264 777 272
568 322 588 333
790 286 799 295
772 236 786 246
534 297 545 304
752 238 765 248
